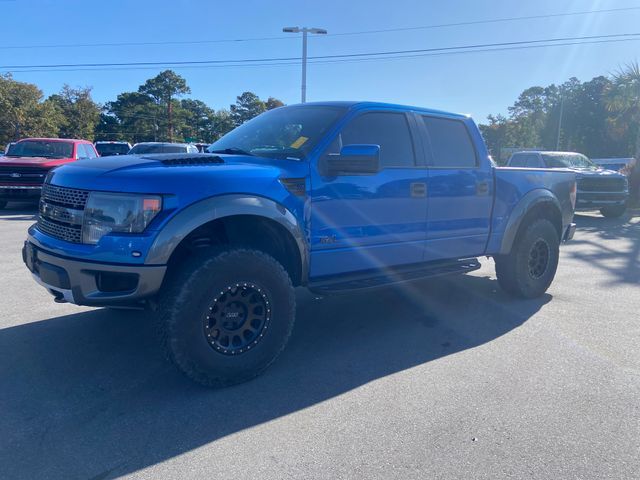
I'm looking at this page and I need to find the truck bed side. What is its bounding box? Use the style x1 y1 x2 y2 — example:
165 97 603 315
485 167 576 255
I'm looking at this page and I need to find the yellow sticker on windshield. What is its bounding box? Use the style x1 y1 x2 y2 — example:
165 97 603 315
290 136 308 149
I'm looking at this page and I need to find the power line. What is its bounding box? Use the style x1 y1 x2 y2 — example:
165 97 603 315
5 36 638 75
0 6 637 51
5 37 639 73
1 32 638 71
327 6 640 37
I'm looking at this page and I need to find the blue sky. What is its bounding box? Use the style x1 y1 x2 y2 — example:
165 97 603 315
1 0 639 122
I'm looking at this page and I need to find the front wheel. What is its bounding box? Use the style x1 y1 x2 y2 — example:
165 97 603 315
495 218 560 299
157 248 296 387
600 204 626 218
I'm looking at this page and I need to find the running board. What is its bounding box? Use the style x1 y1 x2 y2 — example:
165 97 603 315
308 258 481 295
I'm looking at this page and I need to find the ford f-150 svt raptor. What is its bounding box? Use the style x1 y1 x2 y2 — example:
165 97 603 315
23 102 577 387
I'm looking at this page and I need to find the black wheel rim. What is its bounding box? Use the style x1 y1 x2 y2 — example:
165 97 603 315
528 238 550 279
203 282 271 355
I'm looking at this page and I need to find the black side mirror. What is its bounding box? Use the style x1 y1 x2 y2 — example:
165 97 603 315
324 144 381 176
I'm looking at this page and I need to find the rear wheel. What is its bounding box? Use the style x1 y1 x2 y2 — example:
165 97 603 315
599 204 626 218
495 218 560 298
157 248 296 387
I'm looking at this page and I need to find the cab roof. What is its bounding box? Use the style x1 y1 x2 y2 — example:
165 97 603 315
293 101 470 119
18 137 90 143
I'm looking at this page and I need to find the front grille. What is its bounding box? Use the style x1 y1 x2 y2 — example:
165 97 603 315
0 166 48 185
578 177 627 192
41 183 89 208
37 216 82 243
37 184 90 243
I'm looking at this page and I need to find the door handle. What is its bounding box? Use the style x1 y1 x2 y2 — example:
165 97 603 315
410 182 427 197
476 181 489 196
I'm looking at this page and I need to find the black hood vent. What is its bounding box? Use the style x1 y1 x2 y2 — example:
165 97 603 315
141 153 224 166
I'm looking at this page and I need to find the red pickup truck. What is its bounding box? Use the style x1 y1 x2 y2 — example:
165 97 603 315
0 138 98 209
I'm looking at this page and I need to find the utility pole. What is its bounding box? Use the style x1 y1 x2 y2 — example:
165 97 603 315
283 26 327 103
556 95 564 150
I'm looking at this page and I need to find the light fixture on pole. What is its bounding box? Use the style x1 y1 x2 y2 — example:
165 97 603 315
283 26 327 103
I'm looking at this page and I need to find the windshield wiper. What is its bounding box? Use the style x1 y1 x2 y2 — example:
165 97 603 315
208 147 254 156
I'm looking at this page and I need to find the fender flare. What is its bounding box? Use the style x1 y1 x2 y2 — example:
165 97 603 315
499 189 561 255
146 194 308 281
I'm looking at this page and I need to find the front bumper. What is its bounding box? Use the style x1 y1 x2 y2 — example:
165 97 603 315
23 240 166 307
576 191 628 209
0 185 42 200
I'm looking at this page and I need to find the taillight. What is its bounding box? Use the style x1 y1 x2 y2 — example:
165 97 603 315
570 181 577 210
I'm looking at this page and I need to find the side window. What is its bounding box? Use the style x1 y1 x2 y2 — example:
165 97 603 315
509 154 527 167
525 155 543 168
76 144 88 159
335 112 416 168
421 116 477 168
84 144 97 159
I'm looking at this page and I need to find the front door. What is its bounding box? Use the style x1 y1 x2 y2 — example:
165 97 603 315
309 110 428 278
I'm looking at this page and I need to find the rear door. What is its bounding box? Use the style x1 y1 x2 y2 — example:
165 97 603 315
417 115 494 261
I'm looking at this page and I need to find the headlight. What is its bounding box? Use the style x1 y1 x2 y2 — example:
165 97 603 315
82 192 162 244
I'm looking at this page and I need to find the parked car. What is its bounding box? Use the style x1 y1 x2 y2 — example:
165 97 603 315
507 151 629 217
95 141 132 157
0 138 97 209
24 101 576 387
128 142 199 155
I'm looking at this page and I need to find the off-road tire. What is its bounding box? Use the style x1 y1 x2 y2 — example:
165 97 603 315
599 204 626 218
157 248 296 387
495 218 560 299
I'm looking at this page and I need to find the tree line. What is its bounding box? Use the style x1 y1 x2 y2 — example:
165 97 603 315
2 64 639 158
0 69 284 148
479 63 640 163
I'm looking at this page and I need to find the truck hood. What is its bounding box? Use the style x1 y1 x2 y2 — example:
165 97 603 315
0 156 74 168
567 167 625 179
46 153 309 205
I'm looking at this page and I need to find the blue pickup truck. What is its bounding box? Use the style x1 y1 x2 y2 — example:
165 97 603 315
23 102 576 387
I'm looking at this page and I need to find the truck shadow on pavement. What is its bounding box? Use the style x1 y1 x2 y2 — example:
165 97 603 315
570 213 640 284
0 273 549 479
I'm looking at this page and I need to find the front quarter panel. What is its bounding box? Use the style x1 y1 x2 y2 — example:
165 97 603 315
145 194 309 280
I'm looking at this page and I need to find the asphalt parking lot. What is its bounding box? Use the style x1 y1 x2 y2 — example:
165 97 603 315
0 203 638 480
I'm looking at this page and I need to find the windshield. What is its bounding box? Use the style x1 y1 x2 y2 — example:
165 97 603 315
6 140 73 159
129 144 187 154
95 143 130 156
208 105 347 160
543 153 597 169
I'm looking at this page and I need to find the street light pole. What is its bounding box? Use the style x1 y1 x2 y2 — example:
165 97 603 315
283 26 327 103
301 29 307 103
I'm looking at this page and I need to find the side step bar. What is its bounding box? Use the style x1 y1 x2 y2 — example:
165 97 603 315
308 258 481 295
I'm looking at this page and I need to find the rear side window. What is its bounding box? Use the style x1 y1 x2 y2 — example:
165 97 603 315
421 116 477 168
338 112 416 168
